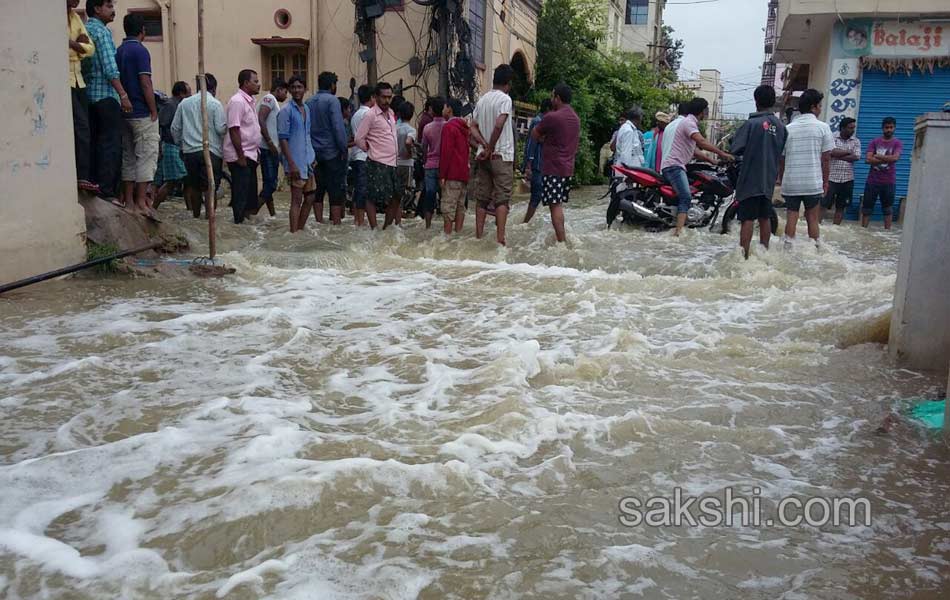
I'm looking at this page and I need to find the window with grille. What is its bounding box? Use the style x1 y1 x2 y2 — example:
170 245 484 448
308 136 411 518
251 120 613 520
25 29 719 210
271 54 286 85
626 0 648 25
469 0 487 65
129 9 163 40
292 53 307 81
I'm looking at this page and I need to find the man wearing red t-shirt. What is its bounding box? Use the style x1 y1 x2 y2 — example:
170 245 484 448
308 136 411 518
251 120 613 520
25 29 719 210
532 83 581 243
438 99 472 235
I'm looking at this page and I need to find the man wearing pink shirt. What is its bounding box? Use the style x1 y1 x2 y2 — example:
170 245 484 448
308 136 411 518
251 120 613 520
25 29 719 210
224 69 263 224
354 82 399 230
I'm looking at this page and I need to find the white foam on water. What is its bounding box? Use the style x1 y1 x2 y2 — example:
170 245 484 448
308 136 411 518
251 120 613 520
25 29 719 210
0 195 946 597
216 559 289 598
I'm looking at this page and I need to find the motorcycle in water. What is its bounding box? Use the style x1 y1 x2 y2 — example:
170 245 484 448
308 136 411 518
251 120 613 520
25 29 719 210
606 162 734 230
605 159 779 234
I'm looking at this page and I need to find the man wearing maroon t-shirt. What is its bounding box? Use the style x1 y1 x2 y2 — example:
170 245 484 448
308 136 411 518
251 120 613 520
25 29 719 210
862 116 903 230
438 99 472 235
532 83 580 243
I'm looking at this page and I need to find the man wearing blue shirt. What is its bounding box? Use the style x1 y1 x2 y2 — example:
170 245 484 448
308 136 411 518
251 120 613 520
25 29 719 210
115 13 159 217
280 76 316 232
305 71 348 225
171 73 227 219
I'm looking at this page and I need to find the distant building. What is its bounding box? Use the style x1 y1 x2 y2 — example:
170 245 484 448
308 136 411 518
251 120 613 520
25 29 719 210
679 69 725 143
773 0 950 219
596 0 666 63
761 0 779 85
87 0 540 109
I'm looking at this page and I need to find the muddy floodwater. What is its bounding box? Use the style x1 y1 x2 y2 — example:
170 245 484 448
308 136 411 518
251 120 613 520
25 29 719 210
1 188 948 599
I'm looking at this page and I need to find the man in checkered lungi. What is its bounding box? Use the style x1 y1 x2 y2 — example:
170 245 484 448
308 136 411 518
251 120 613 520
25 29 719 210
153 81 191 208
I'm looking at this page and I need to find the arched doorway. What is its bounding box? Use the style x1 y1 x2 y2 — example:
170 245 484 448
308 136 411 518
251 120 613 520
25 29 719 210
510 51 531 101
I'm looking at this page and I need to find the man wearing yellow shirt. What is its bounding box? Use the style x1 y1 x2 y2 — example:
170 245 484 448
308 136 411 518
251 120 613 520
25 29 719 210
68 0 98 193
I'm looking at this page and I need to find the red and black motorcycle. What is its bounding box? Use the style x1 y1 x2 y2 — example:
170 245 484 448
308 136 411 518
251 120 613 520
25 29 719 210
606 162 734 230
606 160 778 234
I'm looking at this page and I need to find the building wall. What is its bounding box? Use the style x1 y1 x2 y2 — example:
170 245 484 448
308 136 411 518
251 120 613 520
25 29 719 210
589 0 665 59
107 0 537 111
0 2 87 284
484 0 539 92
679 69 724 140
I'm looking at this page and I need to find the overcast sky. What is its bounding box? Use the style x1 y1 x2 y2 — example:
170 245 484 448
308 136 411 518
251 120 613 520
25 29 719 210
663 0 768 116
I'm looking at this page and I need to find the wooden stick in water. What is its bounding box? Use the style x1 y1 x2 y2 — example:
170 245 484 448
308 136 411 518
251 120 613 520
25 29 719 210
197 0 216 260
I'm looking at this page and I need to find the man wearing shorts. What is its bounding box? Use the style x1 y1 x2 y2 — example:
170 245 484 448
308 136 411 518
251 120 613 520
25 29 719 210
349 85 374 226
355 82 399 230
532 84 580 243
278 76 316 232
439 98 471 235
115 13 160 217
822 117 860 225
730 85 786 259
171 73 227 218
778 88 834 249
862 117 902 230
471 64 515 245
306 71 349 225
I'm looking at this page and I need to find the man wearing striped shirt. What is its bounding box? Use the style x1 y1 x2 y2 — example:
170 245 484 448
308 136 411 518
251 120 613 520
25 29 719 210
822 117 861 225
777 89 834 249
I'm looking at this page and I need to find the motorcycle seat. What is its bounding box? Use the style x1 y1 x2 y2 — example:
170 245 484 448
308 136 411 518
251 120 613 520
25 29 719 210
626 165 666 182
613 164 668 187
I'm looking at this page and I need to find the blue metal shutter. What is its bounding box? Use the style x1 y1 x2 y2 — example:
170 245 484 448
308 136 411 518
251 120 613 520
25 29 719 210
848 66 950 220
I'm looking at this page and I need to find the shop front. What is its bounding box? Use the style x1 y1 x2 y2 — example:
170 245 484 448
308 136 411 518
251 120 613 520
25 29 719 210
825 19 950 220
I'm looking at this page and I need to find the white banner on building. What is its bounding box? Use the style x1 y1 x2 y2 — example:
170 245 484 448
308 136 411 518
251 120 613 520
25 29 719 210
827 58 861 132
871 22 947 57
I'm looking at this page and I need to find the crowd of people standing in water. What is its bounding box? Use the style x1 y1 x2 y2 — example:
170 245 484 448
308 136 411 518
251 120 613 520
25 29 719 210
69 0 899 254
69 0 581 245
605 82 902 258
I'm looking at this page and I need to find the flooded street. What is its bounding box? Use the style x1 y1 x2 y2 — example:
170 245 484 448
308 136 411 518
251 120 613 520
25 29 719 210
1 188 947 599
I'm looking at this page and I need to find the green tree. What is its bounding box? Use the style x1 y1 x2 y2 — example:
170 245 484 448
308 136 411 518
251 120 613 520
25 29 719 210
535 0 680 183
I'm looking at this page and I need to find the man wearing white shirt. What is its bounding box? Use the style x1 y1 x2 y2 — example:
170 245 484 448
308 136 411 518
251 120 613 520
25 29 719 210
349 85 374 226
777 89 834 249
614 107 644 169
470 64 514 246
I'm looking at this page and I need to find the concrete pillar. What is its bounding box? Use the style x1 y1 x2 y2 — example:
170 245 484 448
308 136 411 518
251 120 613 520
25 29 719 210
946 360 949 442
889 112 950 373
0 2 86 284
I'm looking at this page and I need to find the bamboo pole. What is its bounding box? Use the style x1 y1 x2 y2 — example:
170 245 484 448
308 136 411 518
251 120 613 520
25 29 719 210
197 0 216 260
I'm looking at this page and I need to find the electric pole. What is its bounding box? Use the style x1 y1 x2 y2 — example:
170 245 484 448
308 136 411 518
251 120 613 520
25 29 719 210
437 1 450 98
366 18 378 86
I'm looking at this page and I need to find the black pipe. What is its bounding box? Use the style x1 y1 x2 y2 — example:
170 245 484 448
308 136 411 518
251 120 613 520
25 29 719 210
0 241 163 295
